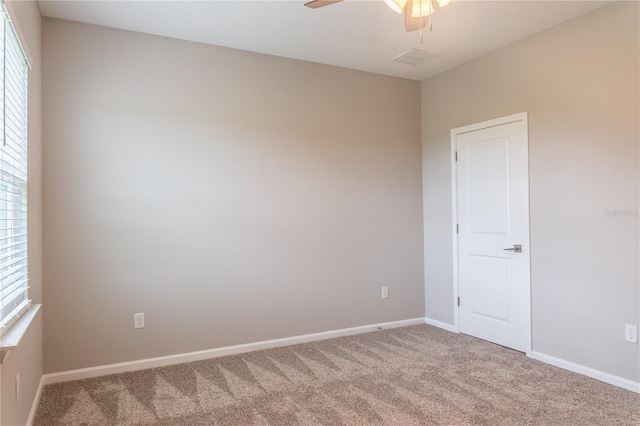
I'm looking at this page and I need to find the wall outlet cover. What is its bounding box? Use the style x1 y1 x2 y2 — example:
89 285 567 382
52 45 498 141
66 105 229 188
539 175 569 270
134 313 145 329
625 324 637 343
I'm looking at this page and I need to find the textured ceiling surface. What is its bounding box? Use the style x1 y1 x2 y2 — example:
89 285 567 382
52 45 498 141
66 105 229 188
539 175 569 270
38 1 611 80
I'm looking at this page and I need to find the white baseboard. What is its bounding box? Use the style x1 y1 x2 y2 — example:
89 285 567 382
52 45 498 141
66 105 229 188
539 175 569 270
42 317 425 385
530 351 640 393
26 375 45 426
424 317 458 333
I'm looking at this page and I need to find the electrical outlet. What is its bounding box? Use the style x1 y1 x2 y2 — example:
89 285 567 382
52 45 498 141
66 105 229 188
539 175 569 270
381 286 389 299
134 313 145 329
15 373 19 402
625 324 637 343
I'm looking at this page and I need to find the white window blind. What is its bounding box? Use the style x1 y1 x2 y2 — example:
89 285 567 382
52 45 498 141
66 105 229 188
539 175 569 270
0 6 29 336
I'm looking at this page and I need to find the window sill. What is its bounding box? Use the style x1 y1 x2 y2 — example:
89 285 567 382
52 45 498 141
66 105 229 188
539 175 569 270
0 304 41 364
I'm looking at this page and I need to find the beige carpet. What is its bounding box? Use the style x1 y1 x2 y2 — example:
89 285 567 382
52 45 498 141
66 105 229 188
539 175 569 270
34 324 639 425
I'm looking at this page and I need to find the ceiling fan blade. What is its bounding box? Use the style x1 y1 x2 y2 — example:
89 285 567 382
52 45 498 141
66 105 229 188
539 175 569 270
304 0 343 9
404 0 428 32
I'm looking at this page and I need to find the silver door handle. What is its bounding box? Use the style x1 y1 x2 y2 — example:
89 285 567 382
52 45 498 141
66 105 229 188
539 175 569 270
503 244 522 253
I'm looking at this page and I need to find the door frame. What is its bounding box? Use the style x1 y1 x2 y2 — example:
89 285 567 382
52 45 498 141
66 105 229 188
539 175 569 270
450 112 532 356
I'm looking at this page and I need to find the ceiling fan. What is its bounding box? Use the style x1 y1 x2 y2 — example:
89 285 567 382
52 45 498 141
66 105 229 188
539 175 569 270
304 0 452 34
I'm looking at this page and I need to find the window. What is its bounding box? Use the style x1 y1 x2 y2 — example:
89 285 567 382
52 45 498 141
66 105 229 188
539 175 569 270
0 6 29 336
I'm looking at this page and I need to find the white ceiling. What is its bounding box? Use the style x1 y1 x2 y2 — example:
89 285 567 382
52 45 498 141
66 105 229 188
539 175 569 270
38 0 611 81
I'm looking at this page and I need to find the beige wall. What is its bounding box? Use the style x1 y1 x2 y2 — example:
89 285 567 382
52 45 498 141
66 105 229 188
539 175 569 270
0 1 43 425
421 2 639 381
42 19 424 373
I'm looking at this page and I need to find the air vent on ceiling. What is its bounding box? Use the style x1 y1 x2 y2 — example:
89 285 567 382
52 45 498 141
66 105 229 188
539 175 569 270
391 48 439 65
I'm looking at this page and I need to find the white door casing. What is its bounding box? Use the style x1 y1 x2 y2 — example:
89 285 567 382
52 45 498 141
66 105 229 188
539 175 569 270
451 113 531 354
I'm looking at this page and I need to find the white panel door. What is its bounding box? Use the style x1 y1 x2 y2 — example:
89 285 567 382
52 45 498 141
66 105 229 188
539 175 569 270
456 118 529 352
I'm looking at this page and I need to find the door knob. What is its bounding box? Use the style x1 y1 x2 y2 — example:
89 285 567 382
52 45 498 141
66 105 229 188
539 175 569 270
503 244 522 253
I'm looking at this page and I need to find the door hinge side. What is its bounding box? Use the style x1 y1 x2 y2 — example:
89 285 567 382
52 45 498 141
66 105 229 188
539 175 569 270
457 297 460 307
456 224 459 234
455 151 458 161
